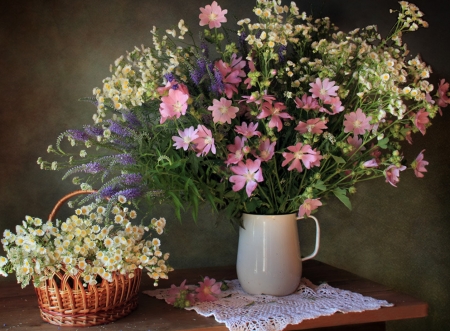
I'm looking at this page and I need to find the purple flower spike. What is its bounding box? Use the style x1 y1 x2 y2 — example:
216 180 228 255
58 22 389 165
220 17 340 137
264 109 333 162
121 173 143 185
84 125 104 137
84 162 105 174
108 120 133 137
100 185 120 198
67 129 89 142
115 153 136 165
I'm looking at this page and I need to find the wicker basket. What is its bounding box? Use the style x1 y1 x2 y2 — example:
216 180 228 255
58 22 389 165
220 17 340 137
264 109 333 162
34 191 142 327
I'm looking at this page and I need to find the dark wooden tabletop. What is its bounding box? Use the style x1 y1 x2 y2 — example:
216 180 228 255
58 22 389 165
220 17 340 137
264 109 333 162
0 260 427 331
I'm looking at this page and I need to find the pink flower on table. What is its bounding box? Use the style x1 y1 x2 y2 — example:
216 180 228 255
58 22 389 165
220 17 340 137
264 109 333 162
411 149 428 178
437 79 450 115
226 136 247 165
195 277 222 302
294 94 319 111
258 101 292 132
343 108 372 135
193 125 216 156
298 198 322 218
347 135 366 156
254 138 276 162
413 108 429 135
235 122 261 138
172 126 199 151
309 78 339 101
295 118 328 135
385 164 406 187
281 142 322 172
166 279 196 307
208 97 239 124
159 89 189 124
199 1 227 29
230 159 264 197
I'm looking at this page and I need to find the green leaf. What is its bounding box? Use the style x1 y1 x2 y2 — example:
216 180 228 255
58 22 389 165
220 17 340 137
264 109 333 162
377 137 389 149
332 155 346 164
333 187 352 210
313 180 327 191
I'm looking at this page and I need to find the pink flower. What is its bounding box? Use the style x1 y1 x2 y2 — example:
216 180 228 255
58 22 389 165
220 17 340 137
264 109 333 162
235 121 261 138
199 1 227 29
363 159 379 168
254 138 276 162
244 59 257 88
295 118 328 135
230 159 264 197
298 199 322 218
343 108 372 135
411 149 428 178
195 277 222 302
208 97 239 124
166 280 196 307
294 94 319 111
414 108 429 135
241 92 275 106
193 125 216 156
281 142 322 172
226 136 247 165
309 78 339 101
172 126 199 151
437 79 450 115
323 96 344 114
215 54 246 98
347 135 366 156
257 101 292 132
159 89 189 124
385 164 406 187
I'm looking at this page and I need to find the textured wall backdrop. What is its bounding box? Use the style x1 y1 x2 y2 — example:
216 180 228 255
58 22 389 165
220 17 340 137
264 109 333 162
0 1 449 330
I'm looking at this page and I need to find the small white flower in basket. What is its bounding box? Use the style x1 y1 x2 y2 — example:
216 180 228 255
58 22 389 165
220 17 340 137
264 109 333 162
0 190 172 327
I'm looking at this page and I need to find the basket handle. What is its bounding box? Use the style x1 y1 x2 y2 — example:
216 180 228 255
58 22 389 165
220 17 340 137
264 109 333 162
48 190 96 221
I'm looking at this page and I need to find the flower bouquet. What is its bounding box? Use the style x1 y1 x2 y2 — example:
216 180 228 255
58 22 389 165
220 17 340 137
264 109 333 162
0 191 171 326
37 0 447 223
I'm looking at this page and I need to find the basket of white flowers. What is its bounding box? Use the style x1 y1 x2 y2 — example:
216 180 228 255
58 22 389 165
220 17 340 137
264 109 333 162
0 190 172 327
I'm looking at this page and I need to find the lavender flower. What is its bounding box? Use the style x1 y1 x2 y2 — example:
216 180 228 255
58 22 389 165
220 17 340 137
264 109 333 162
112 187 143 200
200 40 209 58
84 162 105 174
120 173 143 185
238 31 247 52
278 45 287 63
99 185 120 198
122 110 141 128
210 68 224 95
84 125 104 137
67 130 89 142
114 153 136 165
164 73 175 82
108 120 133 137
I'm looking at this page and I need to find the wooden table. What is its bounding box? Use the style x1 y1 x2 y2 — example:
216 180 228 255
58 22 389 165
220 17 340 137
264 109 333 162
0 260 427 330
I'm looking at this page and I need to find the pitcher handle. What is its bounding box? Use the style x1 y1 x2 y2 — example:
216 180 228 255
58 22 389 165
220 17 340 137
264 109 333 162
297 215 320 261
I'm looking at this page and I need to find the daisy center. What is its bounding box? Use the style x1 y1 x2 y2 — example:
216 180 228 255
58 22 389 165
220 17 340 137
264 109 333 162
353 120 362 128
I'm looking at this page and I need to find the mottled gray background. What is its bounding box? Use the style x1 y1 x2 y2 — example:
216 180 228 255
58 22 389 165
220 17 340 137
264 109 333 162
1 1 449 330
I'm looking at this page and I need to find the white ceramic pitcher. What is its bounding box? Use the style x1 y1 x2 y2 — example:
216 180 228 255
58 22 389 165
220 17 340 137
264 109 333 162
236 213 320 296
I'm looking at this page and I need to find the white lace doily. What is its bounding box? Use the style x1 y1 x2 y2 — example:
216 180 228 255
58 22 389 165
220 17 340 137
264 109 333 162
144 278 393 331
